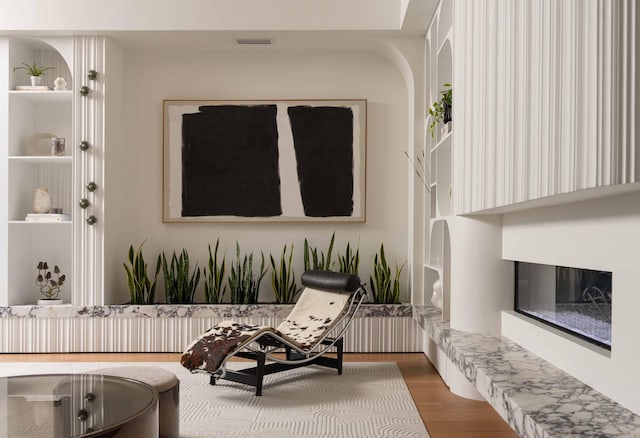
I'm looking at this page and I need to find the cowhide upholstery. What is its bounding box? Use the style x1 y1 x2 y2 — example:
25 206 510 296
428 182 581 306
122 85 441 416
275 287 351 349
181 288 351 374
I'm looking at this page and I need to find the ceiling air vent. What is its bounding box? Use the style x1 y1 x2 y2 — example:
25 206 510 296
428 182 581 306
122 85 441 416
234 38 272 45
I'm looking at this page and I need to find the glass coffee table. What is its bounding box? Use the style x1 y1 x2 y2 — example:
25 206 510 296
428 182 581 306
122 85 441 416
0 374 158 437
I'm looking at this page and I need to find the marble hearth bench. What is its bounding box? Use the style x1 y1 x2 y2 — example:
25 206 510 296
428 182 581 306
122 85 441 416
413 306 640 438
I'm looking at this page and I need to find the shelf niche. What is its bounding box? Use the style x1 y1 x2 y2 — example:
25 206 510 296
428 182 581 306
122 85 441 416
8 222 72 306
3 36 74 306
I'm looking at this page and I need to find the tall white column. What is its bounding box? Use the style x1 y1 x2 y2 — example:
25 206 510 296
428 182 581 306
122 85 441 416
73 36 105 305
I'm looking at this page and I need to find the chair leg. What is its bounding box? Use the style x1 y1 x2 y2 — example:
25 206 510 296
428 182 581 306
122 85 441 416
336 337 344 375
255 350 266 396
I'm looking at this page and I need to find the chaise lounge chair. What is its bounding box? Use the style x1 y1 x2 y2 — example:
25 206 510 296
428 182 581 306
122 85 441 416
180 270 366 395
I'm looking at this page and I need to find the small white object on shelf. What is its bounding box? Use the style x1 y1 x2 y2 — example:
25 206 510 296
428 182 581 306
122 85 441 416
440 123 450 137
51 137 65 156
53 77 67 91
431 278 443 309
25 213 71 223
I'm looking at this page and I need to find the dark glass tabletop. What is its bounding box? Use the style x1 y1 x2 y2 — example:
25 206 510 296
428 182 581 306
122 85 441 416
1 373 158 437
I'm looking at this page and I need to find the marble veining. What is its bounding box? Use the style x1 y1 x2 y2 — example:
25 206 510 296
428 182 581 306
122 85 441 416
0 303 412 319
413 306 640 437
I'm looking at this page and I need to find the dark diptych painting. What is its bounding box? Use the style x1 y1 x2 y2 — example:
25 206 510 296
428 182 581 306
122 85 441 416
181 105 281 217
163 100 366 222
288 106 354 217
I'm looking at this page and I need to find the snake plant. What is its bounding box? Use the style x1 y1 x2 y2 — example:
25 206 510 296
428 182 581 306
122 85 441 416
370 244 406 304
303 232 335 271
161 249 201 304
228 242 267 304
204 239 226 304
270 244 302 304
338 241 360 275
123 240 161 305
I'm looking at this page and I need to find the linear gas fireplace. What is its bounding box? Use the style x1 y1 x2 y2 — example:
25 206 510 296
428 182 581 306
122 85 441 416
515 262 612 350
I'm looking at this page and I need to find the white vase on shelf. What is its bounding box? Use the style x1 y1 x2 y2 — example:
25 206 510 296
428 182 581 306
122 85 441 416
431 278 443 309
33 187 51 214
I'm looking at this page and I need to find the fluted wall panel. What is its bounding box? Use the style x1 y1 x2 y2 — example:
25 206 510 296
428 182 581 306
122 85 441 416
73 36 105 305
0 317 422 353
453 0 638 214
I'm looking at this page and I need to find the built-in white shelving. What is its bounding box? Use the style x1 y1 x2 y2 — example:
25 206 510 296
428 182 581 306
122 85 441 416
9 155 72 164
8 90 73 103
1 37 74 306
424 1 453 320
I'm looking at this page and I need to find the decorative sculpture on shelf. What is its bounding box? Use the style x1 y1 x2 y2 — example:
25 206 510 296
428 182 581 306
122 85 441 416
431 278 443 309
33 187 51 214
53 77 67 91
36 262 66 301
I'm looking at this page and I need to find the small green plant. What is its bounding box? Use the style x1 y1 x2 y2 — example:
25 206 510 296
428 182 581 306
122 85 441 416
36 262 66 300
13 62 55 77
369 244 406 304
270 244 302 304
204 239 226 304
161 249 201 304
303 232 336 271
428 83 452 137
228 242 267 304
123 240 161 305
338 241 360 275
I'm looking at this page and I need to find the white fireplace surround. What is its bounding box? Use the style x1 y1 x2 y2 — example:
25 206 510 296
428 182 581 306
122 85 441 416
502 190 640 415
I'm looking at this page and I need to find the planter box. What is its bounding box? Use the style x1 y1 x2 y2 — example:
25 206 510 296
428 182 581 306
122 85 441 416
0 303 421 353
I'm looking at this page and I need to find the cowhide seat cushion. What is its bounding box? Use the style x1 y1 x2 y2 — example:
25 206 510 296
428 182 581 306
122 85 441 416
181 287 352 375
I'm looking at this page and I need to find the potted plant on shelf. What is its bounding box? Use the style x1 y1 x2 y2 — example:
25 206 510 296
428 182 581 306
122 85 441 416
13 62 55 87
123 240 161 305
428 83 452 138
36 261 65 305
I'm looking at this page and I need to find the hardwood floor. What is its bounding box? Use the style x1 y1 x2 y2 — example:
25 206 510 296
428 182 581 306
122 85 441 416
0 352 516 438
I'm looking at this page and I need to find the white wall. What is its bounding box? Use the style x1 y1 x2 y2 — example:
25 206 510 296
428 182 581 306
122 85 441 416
502 190 640 414
104 48 409 304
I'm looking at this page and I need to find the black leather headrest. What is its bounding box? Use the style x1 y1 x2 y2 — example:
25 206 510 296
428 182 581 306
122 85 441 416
301 270 361 292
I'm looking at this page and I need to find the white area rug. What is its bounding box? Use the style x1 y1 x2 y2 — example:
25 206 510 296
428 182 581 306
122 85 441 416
0 361 429 438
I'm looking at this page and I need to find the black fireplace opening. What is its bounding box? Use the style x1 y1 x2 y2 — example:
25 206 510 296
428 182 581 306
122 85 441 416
515 261 612 350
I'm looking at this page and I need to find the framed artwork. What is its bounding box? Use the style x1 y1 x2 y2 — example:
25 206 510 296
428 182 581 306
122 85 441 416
163 99 366 222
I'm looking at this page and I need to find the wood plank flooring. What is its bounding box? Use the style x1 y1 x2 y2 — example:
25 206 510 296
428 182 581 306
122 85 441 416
0 352 517 438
